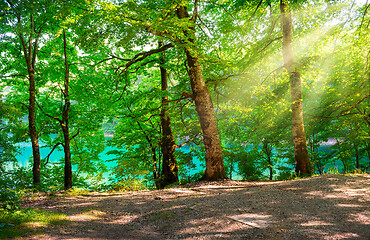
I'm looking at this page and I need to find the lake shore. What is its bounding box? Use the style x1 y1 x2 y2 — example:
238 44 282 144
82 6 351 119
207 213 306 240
21 174 370 240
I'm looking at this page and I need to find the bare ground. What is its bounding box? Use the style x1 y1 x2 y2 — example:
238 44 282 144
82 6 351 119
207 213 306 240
20 174 369 240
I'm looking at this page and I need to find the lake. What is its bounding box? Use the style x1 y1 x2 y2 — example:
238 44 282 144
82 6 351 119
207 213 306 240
12 138 366 182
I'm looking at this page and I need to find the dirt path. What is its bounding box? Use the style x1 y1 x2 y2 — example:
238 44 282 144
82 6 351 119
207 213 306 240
21 174 369 239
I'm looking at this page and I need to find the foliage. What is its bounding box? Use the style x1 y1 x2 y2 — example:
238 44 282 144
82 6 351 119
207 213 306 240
0 188 21 211
0 208 66 239
237 156 264 181
111 178 147 192
0 159 103 192
0 0 369 193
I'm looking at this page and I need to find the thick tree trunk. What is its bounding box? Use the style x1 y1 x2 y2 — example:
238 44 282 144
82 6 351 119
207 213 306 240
176 6 226 181
158 41 179 188
280 0 312 175
62 30 72 190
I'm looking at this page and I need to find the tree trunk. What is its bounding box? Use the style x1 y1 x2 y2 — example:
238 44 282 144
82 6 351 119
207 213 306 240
151 146 160 189
127 106 161 188
229 154 234 180
309 136 322 174
263 141 273 180
158 41 179 188
176 6 226 181
354 144 360 169
29 71 41 185
62 30 72 190
62 125 72 189
280 0 312 175
341 156 348 173
18 13 41 186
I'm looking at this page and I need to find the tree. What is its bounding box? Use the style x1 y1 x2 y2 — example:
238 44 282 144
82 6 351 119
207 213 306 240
38 30 75 189
76 0 227 181
0 0 51 185
158 41 179 188
176 4 226 180
280 0 312 175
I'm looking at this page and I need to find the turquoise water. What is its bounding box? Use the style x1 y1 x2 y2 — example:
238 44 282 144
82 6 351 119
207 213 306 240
13 139 367 182
16 141 65 167
13 139 233 183
14 140 118 170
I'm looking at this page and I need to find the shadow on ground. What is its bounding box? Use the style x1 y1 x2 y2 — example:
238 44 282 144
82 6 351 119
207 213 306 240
18 174 370 240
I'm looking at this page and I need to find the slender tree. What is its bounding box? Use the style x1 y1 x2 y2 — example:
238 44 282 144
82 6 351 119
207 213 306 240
60 30 73 189
280 0 312 175
6 4 44 185
158 41 179 187
36 30 75 189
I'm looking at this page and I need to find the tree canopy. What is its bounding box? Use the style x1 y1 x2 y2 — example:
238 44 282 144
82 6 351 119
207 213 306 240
0 0 369 190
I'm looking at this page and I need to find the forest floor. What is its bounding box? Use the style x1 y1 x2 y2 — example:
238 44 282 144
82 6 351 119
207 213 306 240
20 174 369 240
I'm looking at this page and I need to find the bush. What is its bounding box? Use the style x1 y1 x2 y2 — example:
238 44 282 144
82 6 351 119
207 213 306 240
179 171 204 185
238 159 262 181
0 189 21 211
0 207 66 239
111 178 147 191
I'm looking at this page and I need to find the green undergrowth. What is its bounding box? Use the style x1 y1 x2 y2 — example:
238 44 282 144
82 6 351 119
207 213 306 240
0 208 66 239
110 178 147 192
61 187 91 196
0 187 80 239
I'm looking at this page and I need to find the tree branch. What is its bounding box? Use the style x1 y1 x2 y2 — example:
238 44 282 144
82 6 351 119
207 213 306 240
339 95 370 116
116 43 174 73
258 36 282 54
306 95 370 123
0 74 28 79
70 128 80 140
192 0 200 22
36 100 62 123
249 0 264 21
179 100 202 145
358 1 369 33
43 142 63 166
32 27 42 69
37 119 52 138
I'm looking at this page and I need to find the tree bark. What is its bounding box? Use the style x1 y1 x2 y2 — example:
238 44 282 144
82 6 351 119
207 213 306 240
309 136 323 174
151 146 159 189
354 144 360 169
28 67 41 185
280 0 312 175
158 41 179 188
18 13 41 186
176 6 226 181
62 30 72 190
263 140 273 180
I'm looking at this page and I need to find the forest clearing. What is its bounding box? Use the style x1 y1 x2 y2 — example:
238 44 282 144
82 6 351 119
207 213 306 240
1 0 369 239
1 174 367 239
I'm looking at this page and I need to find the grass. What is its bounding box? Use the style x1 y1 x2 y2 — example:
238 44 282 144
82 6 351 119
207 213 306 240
61 187 91 196
0 208 66 239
